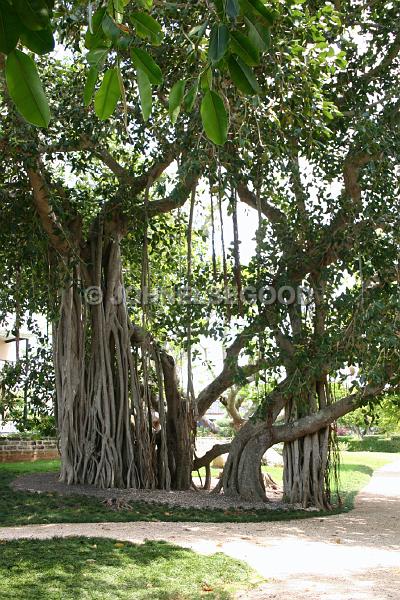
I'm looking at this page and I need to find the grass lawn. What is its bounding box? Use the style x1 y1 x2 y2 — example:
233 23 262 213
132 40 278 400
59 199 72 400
0 537 258 599
0 451 396 527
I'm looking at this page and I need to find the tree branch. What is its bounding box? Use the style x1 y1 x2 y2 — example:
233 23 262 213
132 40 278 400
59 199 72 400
27 161 72 255
42 136 176 192
146 171 198 217
193 443 231 471
360 30 400 84
237 182 288 226
196 329 262 418
272 383 383 443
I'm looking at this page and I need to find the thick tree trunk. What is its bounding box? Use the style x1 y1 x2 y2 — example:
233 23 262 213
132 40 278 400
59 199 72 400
54 226 192 489
283 428 331 509
160 352 194 490
220 421 273 501
282 381 332 509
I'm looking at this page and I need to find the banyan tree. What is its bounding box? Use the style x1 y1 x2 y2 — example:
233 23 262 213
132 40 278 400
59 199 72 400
0 0 399 506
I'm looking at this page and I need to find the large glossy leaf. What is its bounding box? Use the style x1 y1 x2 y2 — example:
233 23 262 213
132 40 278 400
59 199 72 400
131 47 163 85
85 7 107 49
169 79 186 123
200 90 228 145
130 12 163 45
230 30 260 66
208 24 229 64
5 49 50 127
240 0 275 26
244 15 270 52
0 1 20 54
183 79 199 112
102 14 121 43
225 0 240 19
188 22 207 39
94 68 121 120
13 0 50 31
83 66 98 107
227 55 260 95
200 67 213 91
20 26 55 55
136 68 152 121
86 47 109 69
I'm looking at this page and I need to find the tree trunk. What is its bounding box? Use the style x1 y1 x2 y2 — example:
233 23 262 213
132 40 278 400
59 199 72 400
54 225 192 489
160 352 194 490
282 380 332 509
221 421 273 501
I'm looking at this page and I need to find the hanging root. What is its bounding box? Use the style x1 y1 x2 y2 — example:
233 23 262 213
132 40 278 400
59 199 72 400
55 223 192 491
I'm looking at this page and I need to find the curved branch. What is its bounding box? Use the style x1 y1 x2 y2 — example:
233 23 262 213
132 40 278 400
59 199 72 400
146 172 198 217
193 443 231 471
360 30 400 84
237 182 288 227
27 163 71 255
272 383 383 443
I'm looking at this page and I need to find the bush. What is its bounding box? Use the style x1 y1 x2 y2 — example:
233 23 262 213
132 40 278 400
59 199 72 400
338 435 400 453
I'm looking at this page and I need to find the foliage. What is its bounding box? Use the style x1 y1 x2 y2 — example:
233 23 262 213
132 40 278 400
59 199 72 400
338 394 400 436
338 436 400 454
0 0 279 144
0 336 55 435
0 537 257 600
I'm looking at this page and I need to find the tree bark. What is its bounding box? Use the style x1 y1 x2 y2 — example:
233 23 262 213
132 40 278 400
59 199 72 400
221 421 274 501
282 379 332 509
54 224 192 490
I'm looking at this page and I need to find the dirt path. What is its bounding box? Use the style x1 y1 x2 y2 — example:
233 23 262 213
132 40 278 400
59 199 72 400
1 458 400 599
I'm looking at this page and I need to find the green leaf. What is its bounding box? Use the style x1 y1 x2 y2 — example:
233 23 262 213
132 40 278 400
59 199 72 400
200 67 212 91
131 47 163 85
244 15 270 52
0 1 20 54
240 0 275 26
101 14 121 43
183 79 199 112
200 90 228 145
188 22 207 38
137 0 153 8
225 0 240 19
86 47 109 69
208 24 229 64
227 55 260 95
136 69 152 121
230 30 259 66
85 7 107 49
94 68 121 120
5 49 50 128
130 12 163 45
13 0 50 31
20 26 55 55
83 66 98 107
169 79 186 124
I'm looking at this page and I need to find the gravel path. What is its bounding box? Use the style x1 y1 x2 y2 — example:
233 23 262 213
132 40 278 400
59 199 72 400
11 472 285 511
2 457 400 599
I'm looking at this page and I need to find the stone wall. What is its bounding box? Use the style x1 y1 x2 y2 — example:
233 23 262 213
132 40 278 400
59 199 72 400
0 437 59 462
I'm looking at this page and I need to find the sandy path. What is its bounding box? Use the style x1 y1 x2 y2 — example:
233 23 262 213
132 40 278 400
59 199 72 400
1 458 400 599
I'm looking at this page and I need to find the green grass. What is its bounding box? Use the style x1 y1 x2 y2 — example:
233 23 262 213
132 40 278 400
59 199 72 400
0 537 258 599
0 451 396 527
338 435 400 453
